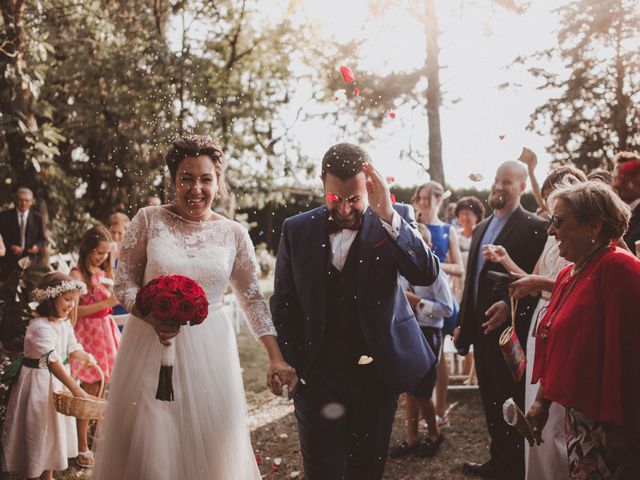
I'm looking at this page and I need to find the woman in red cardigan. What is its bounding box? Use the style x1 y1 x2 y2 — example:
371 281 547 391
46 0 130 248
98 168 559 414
526 180 640 478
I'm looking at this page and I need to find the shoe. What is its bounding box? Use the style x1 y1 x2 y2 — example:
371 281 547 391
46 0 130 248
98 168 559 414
416 434 445 458
436 414 450 428
389 441 419 459
75 450 95 468
462 461 495 478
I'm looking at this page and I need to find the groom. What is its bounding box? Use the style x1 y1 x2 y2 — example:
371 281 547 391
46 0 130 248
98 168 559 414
270 143 440 479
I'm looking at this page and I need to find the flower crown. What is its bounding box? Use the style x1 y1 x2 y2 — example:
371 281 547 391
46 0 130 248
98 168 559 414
31 280 87 303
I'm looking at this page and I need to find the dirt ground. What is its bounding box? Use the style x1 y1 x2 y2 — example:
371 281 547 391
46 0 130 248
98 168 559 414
252 389 490 480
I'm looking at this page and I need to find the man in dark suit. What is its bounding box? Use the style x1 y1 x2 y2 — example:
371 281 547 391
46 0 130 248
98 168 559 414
0 187 47 280
270 143 439 480
454 161 547 480
612 151 640 253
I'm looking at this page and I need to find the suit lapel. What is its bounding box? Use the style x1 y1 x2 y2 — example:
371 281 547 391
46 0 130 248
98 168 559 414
310 208 329 323
467 216 491 280
356 208 383 300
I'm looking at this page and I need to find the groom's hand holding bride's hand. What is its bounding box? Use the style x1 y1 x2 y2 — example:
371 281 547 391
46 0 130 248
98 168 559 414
363 162 395 224
267 359 298 396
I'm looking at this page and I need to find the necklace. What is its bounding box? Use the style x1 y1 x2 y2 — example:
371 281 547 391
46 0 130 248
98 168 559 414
538 243 608 340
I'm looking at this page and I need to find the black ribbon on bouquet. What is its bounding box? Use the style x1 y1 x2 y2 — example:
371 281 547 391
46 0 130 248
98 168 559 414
156 366 174 401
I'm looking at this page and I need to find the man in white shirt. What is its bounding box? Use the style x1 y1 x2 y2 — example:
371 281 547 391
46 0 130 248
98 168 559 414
0 187 47 279
271 143 440 480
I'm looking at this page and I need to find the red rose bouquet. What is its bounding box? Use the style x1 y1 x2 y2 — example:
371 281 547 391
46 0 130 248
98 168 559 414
136 274 208 401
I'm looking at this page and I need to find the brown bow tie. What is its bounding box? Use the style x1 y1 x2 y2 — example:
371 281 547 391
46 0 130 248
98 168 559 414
326 217 362 235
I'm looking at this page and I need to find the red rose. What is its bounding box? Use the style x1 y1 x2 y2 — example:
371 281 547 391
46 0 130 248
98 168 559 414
152 292 180 322
158 275 180 293
179 277 201 299
136 282 160 317
176 298 197 324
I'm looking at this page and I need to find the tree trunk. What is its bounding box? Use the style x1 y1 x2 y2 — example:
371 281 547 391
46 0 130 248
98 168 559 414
424 0 444 185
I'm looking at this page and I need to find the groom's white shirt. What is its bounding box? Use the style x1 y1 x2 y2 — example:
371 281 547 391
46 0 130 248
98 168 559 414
329 211 401 271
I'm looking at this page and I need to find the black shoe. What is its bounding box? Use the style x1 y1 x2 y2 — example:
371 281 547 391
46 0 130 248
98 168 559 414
389 441 419 459
416 434 445 458
462 461 495 478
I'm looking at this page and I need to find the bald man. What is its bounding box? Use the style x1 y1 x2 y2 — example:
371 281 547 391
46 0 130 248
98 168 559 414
454 162 547 479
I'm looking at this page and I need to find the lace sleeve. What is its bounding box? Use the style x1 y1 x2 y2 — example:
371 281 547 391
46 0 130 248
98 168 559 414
229 226 277 339
114 208 149 312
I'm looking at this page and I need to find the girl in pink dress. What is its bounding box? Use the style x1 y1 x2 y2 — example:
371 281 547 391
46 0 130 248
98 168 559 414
70 226 121 467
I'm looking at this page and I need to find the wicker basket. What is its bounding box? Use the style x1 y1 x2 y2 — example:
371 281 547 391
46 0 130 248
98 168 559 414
52 363 107 420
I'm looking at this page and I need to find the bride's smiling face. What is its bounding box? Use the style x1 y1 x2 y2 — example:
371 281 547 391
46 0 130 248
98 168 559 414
174 155 218 221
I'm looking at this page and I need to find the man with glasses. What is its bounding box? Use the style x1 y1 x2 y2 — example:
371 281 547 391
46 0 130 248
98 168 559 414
454 161 547 480
271 143 440 480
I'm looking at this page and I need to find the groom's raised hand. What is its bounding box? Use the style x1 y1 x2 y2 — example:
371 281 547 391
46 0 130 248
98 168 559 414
363 162 395 224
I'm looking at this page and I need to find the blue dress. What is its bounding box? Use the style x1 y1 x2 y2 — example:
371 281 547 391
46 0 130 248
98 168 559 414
425 224 451 262
424 223 458 335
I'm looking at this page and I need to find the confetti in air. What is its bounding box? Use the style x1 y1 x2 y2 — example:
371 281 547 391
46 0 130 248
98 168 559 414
442 190 452 200
386 176 396 184
468 173 484 182
339 65 355 83
326 193 339 202
353 87 360 96
388 111 396 119
390 194 396 203
334 89 347 102
499 134 506 140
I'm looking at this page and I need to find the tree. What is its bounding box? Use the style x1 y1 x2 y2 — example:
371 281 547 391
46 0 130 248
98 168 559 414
526 0 640 171
316 0 526 185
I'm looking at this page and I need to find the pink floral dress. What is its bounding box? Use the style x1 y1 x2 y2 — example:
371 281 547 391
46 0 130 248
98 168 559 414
72 269 121 384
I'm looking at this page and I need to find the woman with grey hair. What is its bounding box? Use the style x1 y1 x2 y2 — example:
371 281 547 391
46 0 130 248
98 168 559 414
526 181 640 478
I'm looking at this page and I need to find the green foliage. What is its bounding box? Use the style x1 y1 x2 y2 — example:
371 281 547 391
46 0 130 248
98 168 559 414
526 0 640 170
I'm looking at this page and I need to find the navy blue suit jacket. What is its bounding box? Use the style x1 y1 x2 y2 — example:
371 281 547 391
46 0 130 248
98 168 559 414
270 203 440 394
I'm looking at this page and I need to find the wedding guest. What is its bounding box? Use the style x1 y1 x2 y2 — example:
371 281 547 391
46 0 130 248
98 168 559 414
526 180 640 478
455 196 485 298
106 212 131 330
454 161 547 480
612 151 640 252
70 226 121 468
587 168 613 184
106 212 130 269
94 135 295 479
412 182 463 426
485 166 586 480
1 273 94 480
390 225 453 459
0 187 47 280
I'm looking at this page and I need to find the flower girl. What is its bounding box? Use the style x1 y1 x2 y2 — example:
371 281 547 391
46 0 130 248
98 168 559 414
1 272 95 480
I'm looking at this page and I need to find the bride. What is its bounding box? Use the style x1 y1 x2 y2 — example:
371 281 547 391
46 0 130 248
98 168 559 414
94 135 297 479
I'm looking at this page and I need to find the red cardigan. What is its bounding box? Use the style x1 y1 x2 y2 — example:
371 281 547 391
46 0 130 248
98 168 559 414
532 246 640 433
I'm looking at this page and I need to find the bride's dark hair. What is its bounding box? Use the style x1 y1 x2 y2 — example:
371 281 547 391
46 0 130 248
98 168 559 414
165 135 228 199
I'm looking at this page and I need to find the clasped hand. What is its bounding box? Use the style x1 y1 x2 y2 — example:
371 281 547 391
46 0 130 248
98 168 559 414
267 359 298 397
148 315 181 346
481 300 509 334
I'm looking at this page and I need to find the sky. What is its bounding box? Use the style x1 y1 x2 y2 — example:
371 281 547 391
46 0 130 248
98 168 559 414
278 0 570 190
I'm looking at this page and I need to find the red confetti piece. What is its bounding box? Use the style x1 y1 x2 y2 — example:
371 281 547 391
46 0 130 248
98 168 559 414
340 65 355 83
498 134 506 140
389 112 396 119
386 176 395 184
255 455 262 465
353 87 360 96
326 193 339 202
390 194 396 203
271 465 279 472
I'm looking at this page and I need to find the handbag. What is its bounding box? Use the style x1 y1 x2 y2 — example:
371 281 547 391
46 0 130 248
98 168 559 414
498 297 526 382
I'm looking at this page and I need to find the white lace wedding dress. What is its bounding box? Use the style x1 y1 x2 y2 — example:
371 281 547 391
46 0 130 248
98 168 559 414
93 206 276 480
